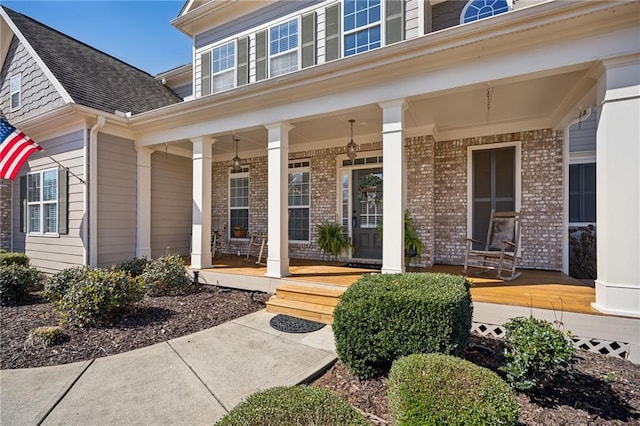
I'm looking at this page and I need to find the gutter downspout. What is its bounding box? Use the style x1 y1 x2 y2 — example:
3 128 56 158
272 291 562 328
87 116 105 267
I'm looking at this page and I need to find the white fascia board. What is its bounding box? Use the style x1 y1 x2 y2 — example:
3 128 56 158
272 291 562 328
0 8 74 105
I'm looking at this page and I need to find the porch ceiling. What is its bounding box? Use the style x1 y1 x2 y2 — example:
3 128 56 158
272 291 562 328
164 67 592 159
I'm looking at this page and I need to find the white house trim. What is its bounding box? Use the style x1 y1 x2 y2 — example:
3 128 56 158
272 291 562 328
136 147 153 258
190 136 215 269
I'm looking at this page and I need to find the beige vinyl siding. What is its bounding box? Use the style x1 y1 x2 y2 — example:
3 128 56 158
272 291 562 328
151 152 192 258
569 108 597 153
405 0 421 39
96 134 137 267
12 130 85 274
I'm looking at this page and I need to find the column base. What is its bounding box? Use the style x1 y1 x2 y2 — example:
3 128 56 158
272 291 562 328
381 267 404 274
190 254 212 270
265 258 290 278
592 280 640 318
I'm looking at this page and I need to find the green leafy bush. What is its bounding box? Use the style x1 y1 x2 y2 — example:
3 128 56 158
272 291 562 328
116 256 149 278
0 264 43 306
215 386 369 426
53 268 145 327
141 253 192 296
500 316 576 391
0 252 30 267
388 354 519 425
44 266 87 302
332 273 472 379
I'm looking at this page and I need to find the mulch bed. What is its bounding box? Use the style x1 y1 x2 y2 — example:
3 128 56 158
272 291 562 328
2 288 639 425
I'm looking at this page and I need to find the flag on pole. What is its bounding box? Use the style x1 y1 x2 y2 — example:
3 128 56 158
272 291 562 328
0 118 42 180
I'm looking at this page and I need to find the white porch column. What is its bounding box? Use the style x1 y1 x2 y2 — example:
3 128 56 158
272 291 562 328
592 57 640 318
190 137 215 269
265 122 293 278
135 146 153 258
380 99 407 274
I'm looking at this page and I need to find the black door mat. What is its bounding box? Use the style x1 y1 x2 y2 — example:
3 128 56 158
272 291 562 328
344 262 382 270
269 314 326 333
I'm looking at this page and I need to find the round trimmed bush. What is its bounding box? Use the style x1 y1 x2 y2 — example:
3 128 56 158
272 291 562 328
0 264 43 306
332 273 472 378
388 354 519 425
215 385 369 426
54 268 145 326
44 266 87 302
141 253 192 296
0 252 30 267
116 256 149 278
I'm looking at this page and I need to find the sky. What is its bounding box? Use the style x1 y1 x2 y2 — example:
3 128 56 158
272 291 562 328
1 0 193 75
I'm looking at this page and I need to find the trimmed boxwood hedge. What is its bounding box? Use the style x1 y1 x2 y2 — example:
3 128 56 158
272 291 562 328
0 264 42 306
215 386 369 426
332 273 473 378
388 354 519 425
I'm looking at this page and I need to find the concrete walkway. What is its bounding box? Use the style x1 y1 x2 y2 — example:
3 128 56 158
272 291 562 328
0 310 337 426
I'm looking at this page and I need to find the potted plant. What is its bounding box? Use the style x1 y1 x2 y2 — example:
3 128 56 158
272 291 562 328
233 225 246 238
316 221 352 260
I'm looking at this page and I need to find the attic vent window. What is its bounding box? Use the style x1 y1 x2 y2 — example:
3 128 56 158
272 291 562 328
10 74 21 111
461 0 511 24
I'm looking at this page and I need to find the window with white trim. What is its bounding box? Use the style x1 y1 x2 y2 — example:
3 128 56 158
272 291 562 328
27 168 58 234
344 0 381 56
569 162 596 224
461 0 511 24
10 74 21 110
288 161 310 241
229 167 249 238
212 41 236 92
270 18 299 77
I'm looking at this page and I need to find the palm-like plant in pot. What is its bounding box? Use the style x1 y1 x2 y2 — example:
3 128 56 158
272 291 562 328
316 221 352 260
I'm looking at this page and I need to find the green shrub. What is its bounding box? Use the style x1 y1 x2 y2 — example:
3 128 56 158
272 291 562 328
115 256 149 278
141 253 192 296
215 386 369 426
332 273 472 379
500 316 576 391
44 266 88 302
0 264 43 306
53 268 144 327
0 252 30 267
25 326 64 348
388 354 519 425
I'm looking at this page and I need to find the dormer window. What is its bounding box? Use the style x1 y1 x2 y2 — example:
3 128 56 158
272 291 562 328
213 41 236 92
461 0 511 24
270 18 299 77
10 74 21 110
344 0 381 56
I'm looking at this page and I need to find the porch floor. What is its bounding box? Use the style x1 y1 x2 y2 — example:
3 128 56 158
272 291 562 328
194 255 598 316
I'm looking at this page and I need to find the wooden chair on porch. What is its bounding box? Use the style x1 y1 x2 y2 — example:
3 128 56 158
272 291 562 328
464 210 521 281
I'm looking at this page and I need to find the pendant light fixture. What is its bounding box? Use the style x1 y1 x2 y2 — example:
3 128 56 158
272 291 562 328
231 136 242 172
346 119 357 160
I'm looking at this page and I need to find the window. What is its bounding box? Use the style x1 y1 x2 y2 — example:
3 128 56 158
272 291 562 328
288 161 310 241
569 163 596 223
212 41 235 92
344 0 381 56
229 167 249 238
27 169 58 234
10 74 21 110
461 0 511 24
270 19 299 77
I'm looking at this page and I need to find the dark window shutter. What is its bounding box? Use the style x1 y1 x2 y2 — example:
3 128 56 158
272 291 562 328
385 0 404 45
255 30 267 81
19 175 26 233
201 51 211 96
58 168 68 235
237 37 249 86
325 3 341 61
301 12 317 68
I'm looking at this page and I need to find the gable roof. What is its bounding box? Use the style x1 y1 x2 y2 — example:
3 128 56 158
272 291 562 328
2 6 183 115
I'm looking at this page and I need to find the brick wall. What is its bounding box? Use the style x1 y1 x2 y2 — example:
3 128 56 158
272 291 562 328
0 179 12 252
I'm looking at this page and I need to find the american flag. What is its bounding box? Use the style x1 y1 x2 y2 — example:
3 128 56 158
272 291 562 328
0 118 42 180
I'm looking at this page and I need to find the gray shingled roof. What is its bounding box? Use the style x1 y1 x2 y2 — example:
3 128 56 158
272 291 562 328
3 7 183 115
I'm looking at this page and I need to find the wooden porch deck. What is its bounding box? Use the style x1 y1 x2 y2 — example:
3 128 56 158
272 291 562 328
197 255 598 316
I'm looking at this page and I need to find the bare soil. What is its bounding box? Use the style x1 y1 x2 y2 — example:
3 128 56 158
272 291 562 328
2 288 639 425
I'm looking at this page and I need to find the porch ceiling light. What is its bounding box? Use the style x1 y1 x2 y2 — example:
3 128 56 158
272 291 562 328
231 137 242 172
346 119 357 160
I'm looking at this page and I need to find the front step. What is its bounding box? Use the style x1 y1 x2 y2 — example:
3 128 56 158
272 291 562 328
266 283 346 324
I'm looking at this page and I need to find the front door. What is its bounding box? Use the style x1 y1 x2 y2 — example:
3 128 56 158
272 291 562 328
352 168 383 259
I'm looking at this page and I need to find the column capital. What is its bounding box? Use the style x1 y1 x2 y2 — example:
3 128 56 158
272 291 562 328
189 136 217 146
378 98 408 113
264 122 295 134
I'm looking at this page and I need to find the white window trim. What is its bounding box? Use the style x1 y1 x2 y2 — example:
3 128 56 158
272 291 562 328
288 161 311 243
460 0 513 25
27 168 59 236
10 74 21 111
211 39 237 93
269 16 301 78
342 0 385 57
466 141 522 240
228 167 250 240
